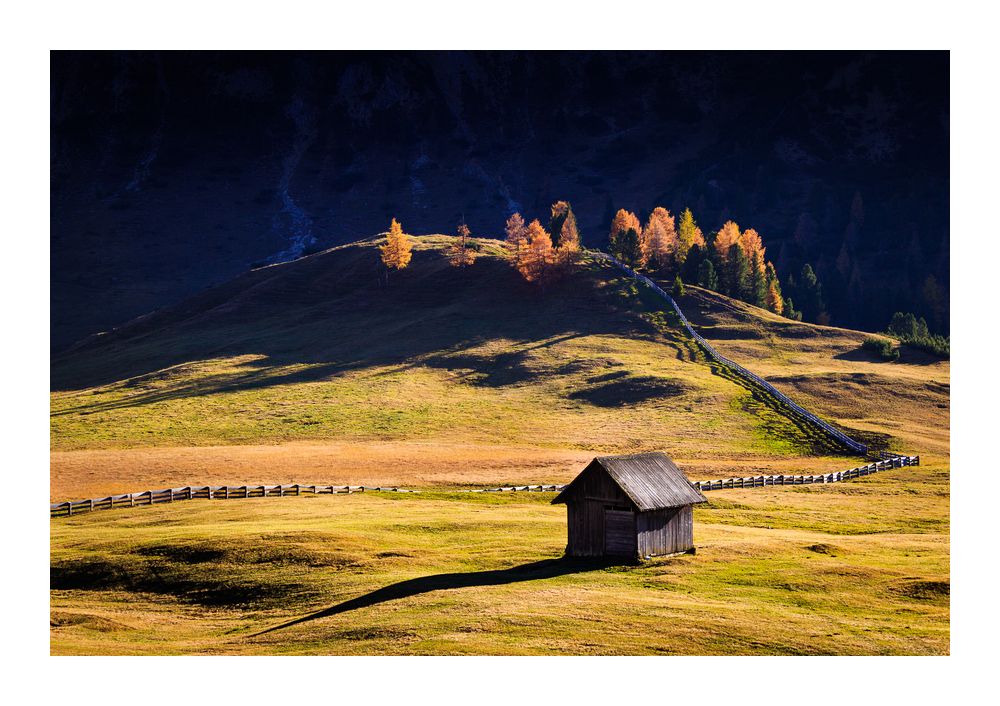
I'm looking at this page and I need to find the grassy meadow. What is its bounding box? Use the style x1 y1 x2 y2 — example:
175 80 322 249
50 236 950 654
50 461 948 655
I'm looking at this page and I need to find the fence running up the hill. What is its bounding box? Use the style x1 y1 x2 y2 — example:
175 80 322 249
593 252 869 456
49 484 414 518
692 454 918 491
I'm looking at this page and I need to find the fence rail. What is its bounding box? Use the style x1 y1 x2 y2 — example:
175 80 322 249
51 455 918 519
458 484 566 494
692 455 918 491
48 483 573 518
49 484 415 518
593 252 869 456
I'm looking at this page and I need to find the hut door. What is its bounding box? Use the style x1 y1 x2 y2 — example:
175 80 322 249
604 509 636 555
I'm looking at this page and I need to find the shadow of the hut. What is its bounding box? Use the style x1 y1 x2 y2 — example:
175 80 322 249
254 556 628 636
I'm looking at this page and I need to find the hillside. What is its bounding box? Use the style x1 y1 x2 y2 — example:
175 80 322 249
50 236 948 500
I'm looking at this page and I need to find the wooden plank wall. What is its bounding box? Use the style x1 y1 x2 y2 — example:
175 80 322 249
637 506 693 557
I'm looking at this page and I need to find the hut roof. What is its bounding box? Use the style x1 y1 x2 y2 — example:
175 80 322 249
552 452 708 511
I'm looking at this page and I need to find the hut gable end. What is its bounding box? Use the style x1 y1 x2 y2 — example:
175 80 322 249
553 452 706 511
554 460 635 509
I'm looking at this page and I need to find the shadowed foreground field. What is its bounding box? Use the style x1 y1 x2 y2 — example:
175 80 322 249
51 461 949 655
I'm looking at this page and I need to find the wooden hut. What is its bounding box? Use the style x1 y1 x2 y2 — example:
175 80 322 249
552 452 707 559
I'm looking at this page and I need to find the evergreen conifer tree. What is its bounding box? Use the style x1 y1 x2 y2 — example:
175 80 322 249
697 259 718 291
724 243 752 300
750 252 768 306
683 244 705 283
619 228 643 268
798 263 826 322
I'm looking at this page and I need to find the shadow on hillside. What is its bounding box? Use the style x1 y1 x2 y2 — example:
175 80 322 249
833 346 942 366
50 359 353 416
568 375 688 407
51 250 667 401
253 556 626 636
833 348 888 363
418 334 586 387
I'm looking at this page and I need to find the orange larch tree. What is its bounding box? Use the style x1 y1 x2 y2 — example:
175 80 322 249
549 201 573 248
379 217 413 284
642 207 678 270
609 209 642 264
559 210 580 250
765 280 784 314
739 227 766 274
505 212 528 256
517 219 554 283
448 222 476 267
556 209 581 266
714 220 742 262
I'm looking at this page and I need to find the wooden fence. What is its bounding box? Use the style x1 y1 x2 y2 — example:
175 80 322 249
592 251 870 456
51 455 918 519
50 484 415 518
691 455 919 491
459 485 566 493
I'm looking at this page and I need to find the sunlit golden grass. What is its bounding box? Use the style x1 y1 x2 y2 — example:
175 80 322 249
50 461 948 655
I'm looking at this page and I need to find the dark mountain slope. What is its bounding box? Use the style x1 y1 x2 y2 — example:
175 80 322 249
51 51 949 350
